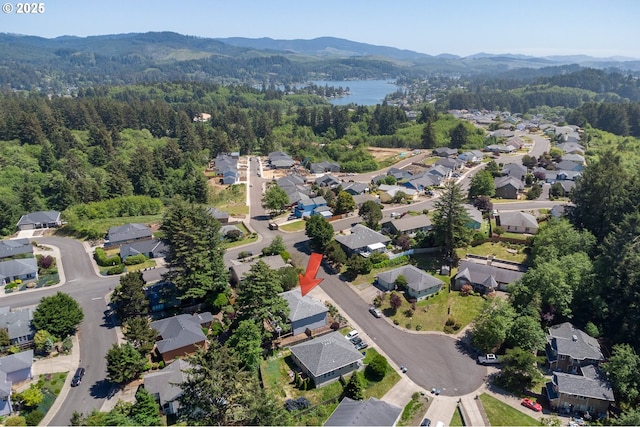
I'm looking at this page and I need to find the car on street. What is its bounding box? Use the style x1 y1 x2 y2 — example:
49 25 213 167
71 367 85 387
350 336 363 345
345 330 359 340
355 341 368 350
521 398 543 412
369 306 382 318
399 365 407 373
420 418 431 426
431 387 441 395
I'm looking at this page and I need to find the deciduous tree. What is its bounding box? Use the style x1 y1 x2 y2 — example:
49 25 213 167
305 214 334 252
226 319 263 372
471 298 516 353
359 200 382 230
468 170 495 199
262 185 289 216
334 190 356 215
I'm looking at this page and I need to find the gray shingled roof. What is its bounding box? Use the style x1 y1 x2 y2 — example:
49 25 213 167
334 224 390 251
143 359 191 411
0 350 33 375
119 239 167 259
280 289 328 322
499 211 538 230
229 255 287 282
150 314 209 354
107 223 152 244
494 175 524 190
324 397 402 426
385 214 431 234
456 259 524 288
0 258 38 282
553 366 614 402
0 308 34 341
377 265 443 292
0 239 33 259
547 322 604 362
289 331 364 377
16 211 60 227
206 207 230 221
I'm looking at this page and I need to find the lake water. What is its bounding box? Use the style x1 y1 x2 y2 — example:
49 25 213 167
312 80 399 106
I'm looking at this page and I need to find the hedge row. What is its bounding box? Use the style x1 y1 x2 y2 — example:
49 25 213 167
124 254 147 265
94 248 121 267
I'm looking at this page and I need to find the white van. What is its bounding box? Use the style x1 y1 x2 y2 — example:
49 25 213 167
345 330 359 340
435 421 445 427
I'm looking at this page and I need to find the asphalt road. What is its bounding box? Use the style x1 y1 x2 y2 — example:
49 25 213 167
1 132 560 422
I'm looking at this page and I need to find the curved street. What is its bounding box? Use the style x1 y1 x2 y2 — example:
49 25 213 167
0 133 561 424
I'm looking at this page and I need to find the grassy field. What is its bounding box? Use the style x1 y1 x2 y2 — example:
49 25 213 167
209 183 248 216
479 393 539 426
60 214 164 240
280 220 306 232
458 241 529 264
449 406 464 426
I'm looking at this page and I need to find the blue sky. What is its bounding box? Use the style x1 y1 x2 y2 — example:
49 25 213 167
1 0 639 58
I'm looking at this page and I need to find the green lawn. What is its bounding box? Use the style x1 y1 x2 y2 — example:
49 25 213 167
60 214 164 240
280 220 306 232
209 184 248 216
449 406 464 426
458 241 529 264
479 393 540 426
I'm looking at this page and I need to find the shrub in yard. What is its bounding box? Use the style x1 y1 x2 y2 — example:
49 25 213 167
330 321 340 330
366 354 390 380
124 254 147 265
284 397 311 412
94 248 121 266
460 284 473 296
106 264 125 275
37 255 54 269
5 415 27 426
24 410 44 426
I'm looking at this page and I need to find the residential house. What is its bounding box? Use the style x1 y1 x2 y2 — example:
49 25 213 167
453 259 524 293
214 153 239 185
561 153 585 165
342 182 369 196
485 144 516 153
0 239 33 260
276 175 310 206
288 331 365 388
546 322 604 373
352 194 378 208
0 258 38 286
432 147 458 157
458 150 484 163
545 365 614 417
295 195 328 218
501 163 527 181
310 161 341 175
143 359 190 416
105 223 153 247
16 211 62 231
497 211 539 234
556 170 582 181
150 312 213 363
555 181 575 196
228 255 287 285
324 397 402 427
376 265 443 300
371 174 388 185
315 174 341 189
335 224 391 257
0 350 34 416
555 160 584 172
222 169 239 185
313 205 333 219
206 207 230 224
556 142 585 154
494 176 524 199
386 167 412 182
268 151 295 169
403 174 440 191
505 136 525 150
426 164 452 180
120 239 167 261
0 307 35 348
491 129 515 138
280 289 329 336
464 204 483 230
435 157 464 171
382 214 432 237
378 185 417 203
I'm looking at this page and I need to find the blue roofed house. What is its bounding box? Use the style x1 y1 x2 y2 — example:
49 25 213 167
280 289 329 336
0 258 38 286
376 265 444 300
0 239 33 260
289 331 365 388
295 195 328 218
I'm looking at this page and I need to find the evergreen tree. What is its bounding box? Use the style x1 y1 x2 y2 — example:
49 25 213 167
105 343 147 385
122 317 157 356
305 215 335 252
161 200 228 301
226 319 263 371
449 122 469 149
111 272 149 323
345 371 366 400
359 200 383 230
33 292 84 339
432 180 472 260
421 120 437 149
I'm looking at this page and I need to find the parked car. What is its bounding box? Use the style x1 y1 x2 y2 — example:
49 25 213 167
71 367 85 387
399 365 408 373
521 398 543 412
431 387 441 395
345 330 359 340
350 336 363 345
369 306 382 318
355 342 368 350
420 418 431 426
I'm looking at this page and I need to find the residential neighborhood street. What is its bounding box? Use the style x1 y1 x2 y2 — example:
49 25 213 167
0 132 566 425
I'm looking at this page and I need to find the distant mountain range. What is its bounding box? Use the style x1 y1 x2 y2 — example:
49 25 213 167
1 31 639 90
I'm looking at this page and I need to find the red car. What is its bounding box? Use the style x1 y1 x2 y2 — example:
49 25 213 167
521 398 542 412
